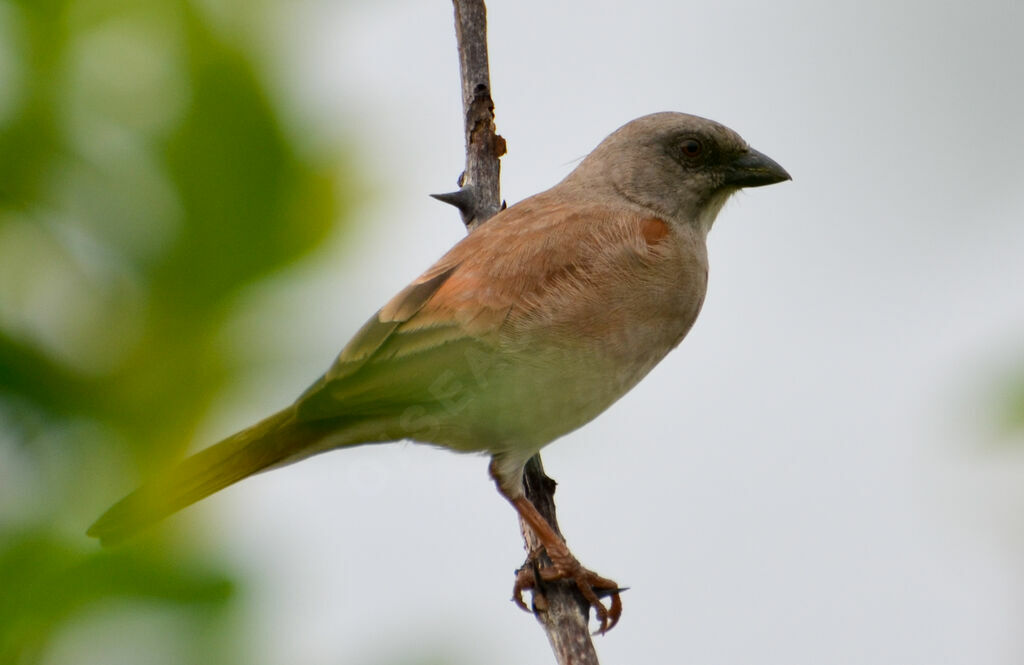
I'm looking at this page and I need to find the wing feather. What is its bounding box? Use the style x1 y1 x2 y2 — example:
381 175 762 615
294 194 672 423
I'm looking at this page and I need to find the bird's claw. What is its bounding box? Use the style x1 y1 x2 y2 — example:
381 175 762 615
512 550 624 634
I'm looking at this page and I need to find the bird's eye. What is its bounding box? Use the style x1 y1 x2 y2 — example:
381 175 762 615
680 138 703 159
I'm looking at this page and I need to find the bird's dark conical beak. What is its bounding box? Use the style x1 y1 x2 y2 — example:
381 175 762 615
725 147 791 188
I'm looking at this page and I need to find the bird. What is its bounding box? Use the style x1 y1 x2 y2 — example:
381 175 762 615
87 111 790 633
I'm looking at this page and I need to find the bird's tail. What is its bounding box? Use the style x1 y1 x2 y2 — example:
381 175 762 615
87 408 326 546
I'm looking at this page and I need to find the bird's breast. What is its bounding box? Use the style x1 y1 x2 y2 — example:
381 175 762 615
470 229 709 449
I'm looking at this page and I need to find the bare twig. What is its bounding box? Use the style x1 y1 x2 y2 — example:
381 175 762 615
436 2 602 663
520 456 602 664
432 0 506 230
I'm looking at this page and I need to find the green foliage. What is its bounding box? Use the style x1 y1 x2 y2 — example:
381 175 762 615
0 532 234 662
997 369 1024 435
0 0 353 662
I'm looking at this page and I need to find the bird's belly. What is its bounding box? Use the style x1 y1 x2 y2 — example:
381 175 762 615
421 314 692 455
417 354 624 455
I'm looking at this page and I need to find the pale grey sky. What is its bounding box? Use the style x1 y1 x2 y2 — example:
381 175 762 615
165 1 1024 664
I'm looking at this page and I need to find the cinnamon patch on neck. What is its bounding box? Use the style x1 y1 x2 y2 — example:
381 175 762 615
639 217 671 247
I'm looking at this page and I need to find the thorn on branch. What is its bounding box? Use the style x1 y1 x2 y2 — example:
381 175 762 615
431 187 477 218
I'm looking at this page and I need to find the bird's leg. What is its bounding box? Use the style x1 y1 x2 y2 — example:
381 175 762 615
489 459 623 633
508 493 624 633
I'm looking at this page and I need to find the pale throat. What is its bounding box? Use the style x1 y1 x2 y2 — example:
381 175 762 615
693 187 737 237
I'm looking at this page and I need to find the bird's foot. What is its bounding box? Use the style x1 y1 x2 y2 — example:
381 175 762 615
512 547 624 634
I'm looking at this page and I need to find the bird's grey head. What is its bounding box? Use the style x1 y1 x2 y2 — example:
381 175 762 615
567 112 790 233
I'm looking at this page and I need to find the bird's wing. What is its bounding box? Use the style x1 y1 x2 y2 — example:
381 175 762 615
294 195 671 422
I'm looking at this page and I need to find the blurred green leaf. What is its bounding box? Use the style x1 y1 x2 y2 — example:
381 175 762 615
0 529 234 664
997 369 1024 435
0 0 356 662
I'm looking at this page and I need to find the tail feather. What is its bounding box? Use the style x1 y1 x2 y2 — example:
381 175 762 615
87 408 321 546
